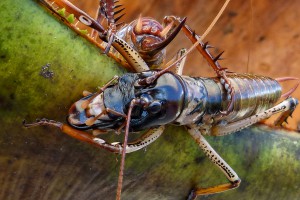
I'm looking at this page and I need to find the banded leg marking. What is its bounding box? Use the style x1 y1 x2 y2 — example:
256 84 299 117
23 119 164 154
23 119 121 153
113 36 149 72
175 48 187 76
111 126 165 153
187 127 240 199
211 97 299 136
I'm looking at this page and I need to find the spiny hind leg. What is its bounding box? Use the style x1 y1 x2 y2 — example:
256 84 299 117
211 97 299 136
274 102 297 126
187 127 240 200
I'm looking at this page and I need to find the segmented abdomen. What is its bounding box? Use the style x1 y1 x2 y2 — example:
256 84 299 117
221 74 282 123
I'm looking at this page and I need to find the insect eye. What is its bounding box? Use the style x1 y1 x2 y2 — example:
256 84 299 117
147 101 162 114
140 93 153 104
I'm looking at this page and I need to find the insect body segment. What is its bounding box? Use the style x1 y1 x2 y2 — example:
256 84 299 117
69 71 283 135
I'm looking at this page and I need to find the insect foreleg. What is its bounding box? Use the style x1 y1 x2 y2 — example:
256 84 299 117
211 97 299 136
187 127 240 200
111 126 165 153
23 119 121 153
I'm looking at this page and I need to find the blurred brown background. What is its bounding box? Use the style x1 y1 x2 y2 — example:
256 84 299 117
70 0 300 130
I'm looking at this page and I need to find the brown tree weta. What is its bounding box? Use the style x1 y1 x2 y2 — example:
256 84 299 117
24 0 300 199
37 0 186 71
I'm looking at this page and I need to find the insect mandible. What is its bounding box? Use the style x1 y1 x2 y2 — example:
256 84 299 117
24 0 300 200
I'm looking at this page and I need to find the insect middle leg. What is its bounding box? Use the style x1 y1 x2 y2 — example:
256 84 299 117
111 126 165 153
187 127 241 200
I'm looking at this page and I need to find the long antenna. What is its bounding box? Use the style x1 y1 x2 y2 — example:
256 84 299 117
116 99 141 200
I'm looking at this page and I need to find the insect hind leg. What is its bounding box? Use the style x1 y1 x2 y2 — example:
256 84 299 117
211 97 299 136
274 98 298 126
187 127 241 200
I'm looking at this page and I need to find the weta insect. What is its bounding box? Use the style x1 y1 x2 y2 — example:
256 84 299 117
37 0 185 70
24 0 300 200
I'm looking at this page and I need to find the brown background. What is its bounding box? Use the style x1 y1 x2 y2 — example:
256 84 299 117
70 0 300 130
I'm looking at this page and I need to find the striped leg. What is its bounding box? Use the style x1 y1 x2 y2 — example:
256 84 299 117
211 97 298 136
187 127 240 200
111 126 165 153
23 119 121 153
174 48 187 75
23 119 164 154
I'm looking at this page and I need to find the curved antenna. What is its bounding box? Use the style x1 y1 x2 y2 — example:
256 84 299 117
202 0 231 40
246 0 254 73
276 77 300 98
116 98 145 200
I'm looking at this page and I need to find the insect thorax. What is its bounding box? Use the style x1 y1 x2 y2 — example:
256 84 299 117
175 76 223 126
